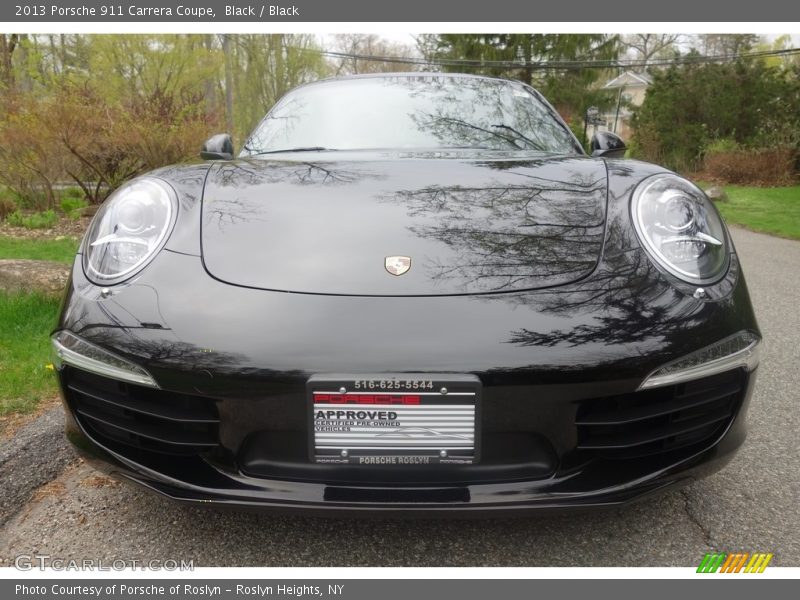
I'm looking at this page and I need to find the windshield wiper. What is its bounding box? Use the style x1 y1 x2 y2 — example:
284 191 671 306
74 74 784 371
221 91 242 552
249 147 336 156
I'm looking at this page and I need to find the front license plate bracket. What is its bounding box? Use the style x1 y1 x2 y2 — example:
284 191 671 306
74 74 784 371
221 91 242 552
307 374 481 466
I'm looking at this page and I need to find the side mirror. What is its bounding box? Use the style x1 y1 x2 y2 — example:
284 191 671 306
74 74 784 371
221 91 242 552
200 134 234 160
590 131 627 159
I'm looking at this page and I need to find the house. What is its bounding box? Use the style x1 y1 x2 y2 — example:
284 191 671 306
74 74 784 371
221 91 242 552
597 71 652 141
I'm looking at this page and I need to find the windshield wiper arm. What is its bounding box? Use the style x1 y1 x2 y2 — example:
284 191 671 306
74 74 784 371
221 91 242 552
249 147 336 156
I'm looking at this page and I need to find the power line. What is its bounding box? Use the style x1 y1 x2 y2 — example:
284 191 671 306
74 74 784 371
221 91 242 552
316 46 800 71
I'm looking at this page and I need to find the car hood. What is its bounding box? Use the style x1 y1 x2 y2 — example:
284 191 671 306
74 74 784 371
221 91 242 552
200 154 608 296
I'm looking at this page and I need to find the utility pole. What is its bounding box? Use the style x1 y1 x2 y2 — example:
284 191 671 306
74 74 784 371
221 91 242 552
612 86 624 134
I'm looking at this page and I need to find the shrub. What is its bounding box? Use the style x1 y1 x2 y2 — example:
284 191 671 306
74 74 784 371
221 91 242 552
59 196 89 219
632 60 800 175
0 97 63 210
6 211 23 227
703 147 798 185
61 186 85 199
6 210 59 229
0 196 16 221
0 83 221 205
704 138 740 155
567 119 588 152
0 186 16 218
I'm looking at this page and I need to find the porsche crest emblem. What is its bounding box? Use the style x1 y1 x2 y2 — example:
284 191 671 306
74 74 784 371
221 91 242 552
385 256 411 276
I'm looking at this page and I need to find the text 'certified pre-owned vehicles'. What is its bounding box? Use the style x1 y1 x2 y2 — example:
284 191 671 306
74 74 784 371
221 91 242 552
54 73 760 515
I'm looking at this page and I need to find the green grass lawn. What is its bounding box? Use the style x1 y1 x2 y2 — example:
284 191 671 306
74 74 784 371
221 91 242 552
0 235 74 416
0 235 75 415
0 292 61 416
708 184 800 241
0 235 80 263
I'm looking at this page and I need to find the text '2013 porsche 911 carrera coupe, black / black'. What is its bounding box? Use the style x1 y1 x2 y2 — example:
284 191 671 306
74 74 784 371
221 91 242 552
53 73 760 515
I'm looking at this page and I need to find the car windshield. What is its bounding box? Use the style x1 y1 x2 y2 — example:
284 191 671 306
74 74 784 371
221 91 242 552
242 75 582 156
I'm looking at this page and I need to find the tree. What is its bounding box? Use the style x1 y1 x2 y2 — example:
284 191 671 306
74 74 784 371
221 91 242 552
86 35 221 102
228 34 328 141
695 34 759 57
632 58 800 172
422 34 621 123
754 34 800 70
621 34 683 66
331 34 416 75
0 34 19 92
221 34 235 133
0 35 226 204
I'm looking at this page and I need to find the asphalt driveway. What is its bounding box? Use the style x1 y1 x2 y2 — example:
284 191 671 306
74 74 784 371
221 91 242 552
1 226 797 567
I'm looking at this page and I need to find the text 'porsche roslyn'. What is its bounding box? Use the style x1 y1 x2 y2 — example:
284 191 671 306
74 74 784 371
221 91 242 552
54 74 760 515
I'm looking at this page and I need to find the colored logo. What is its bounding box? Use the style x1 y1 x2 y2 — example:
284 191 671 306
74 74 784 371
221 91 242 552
385 256 411 276
697 552 773 573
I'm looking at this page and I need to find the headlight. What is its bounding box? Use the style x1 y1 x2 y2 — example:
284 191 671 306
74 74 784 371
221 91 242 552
631 174 729 284
83 177 177 284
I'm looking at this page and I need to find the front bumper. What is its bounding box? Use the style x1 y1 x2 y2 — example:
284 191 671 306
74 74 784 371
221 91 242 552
59 366 756 516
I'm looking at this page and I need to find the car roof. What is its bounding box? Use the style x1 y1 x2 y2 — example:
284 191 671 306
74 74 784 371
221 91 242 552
291 72 528 92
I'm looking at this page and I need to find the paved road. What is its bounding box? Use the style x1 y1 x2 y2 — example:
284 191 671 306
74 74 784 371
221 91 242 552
0 407 77 525
1 227 797 567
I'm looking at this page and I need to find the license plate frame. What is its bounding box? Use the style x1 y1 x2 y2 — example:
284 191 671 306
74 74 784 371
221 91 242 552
307 374 481 466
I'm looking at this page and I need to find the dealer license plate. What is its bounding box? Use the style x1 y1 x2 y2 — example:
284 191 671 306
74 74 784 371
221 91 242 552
307 374 481 465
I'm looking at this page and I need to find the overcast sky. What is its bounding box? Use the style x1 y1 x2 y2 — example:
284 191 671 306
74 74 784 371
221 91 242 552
321 33 800 54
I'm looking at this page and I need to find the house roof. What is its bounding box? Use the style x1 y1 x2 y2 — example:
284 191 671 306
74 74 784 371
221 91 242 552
603 71 653 89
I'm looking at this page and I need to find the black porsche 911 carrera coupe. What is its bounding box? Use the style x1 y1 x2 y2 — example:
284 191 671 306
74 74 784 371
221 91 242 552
53 73 760 515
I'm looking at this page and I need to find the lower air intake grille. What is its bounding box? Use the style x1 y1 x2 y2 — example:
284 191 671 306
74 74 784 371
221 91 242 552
575 370 744 459
324 486 470 503
65 369 220 456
